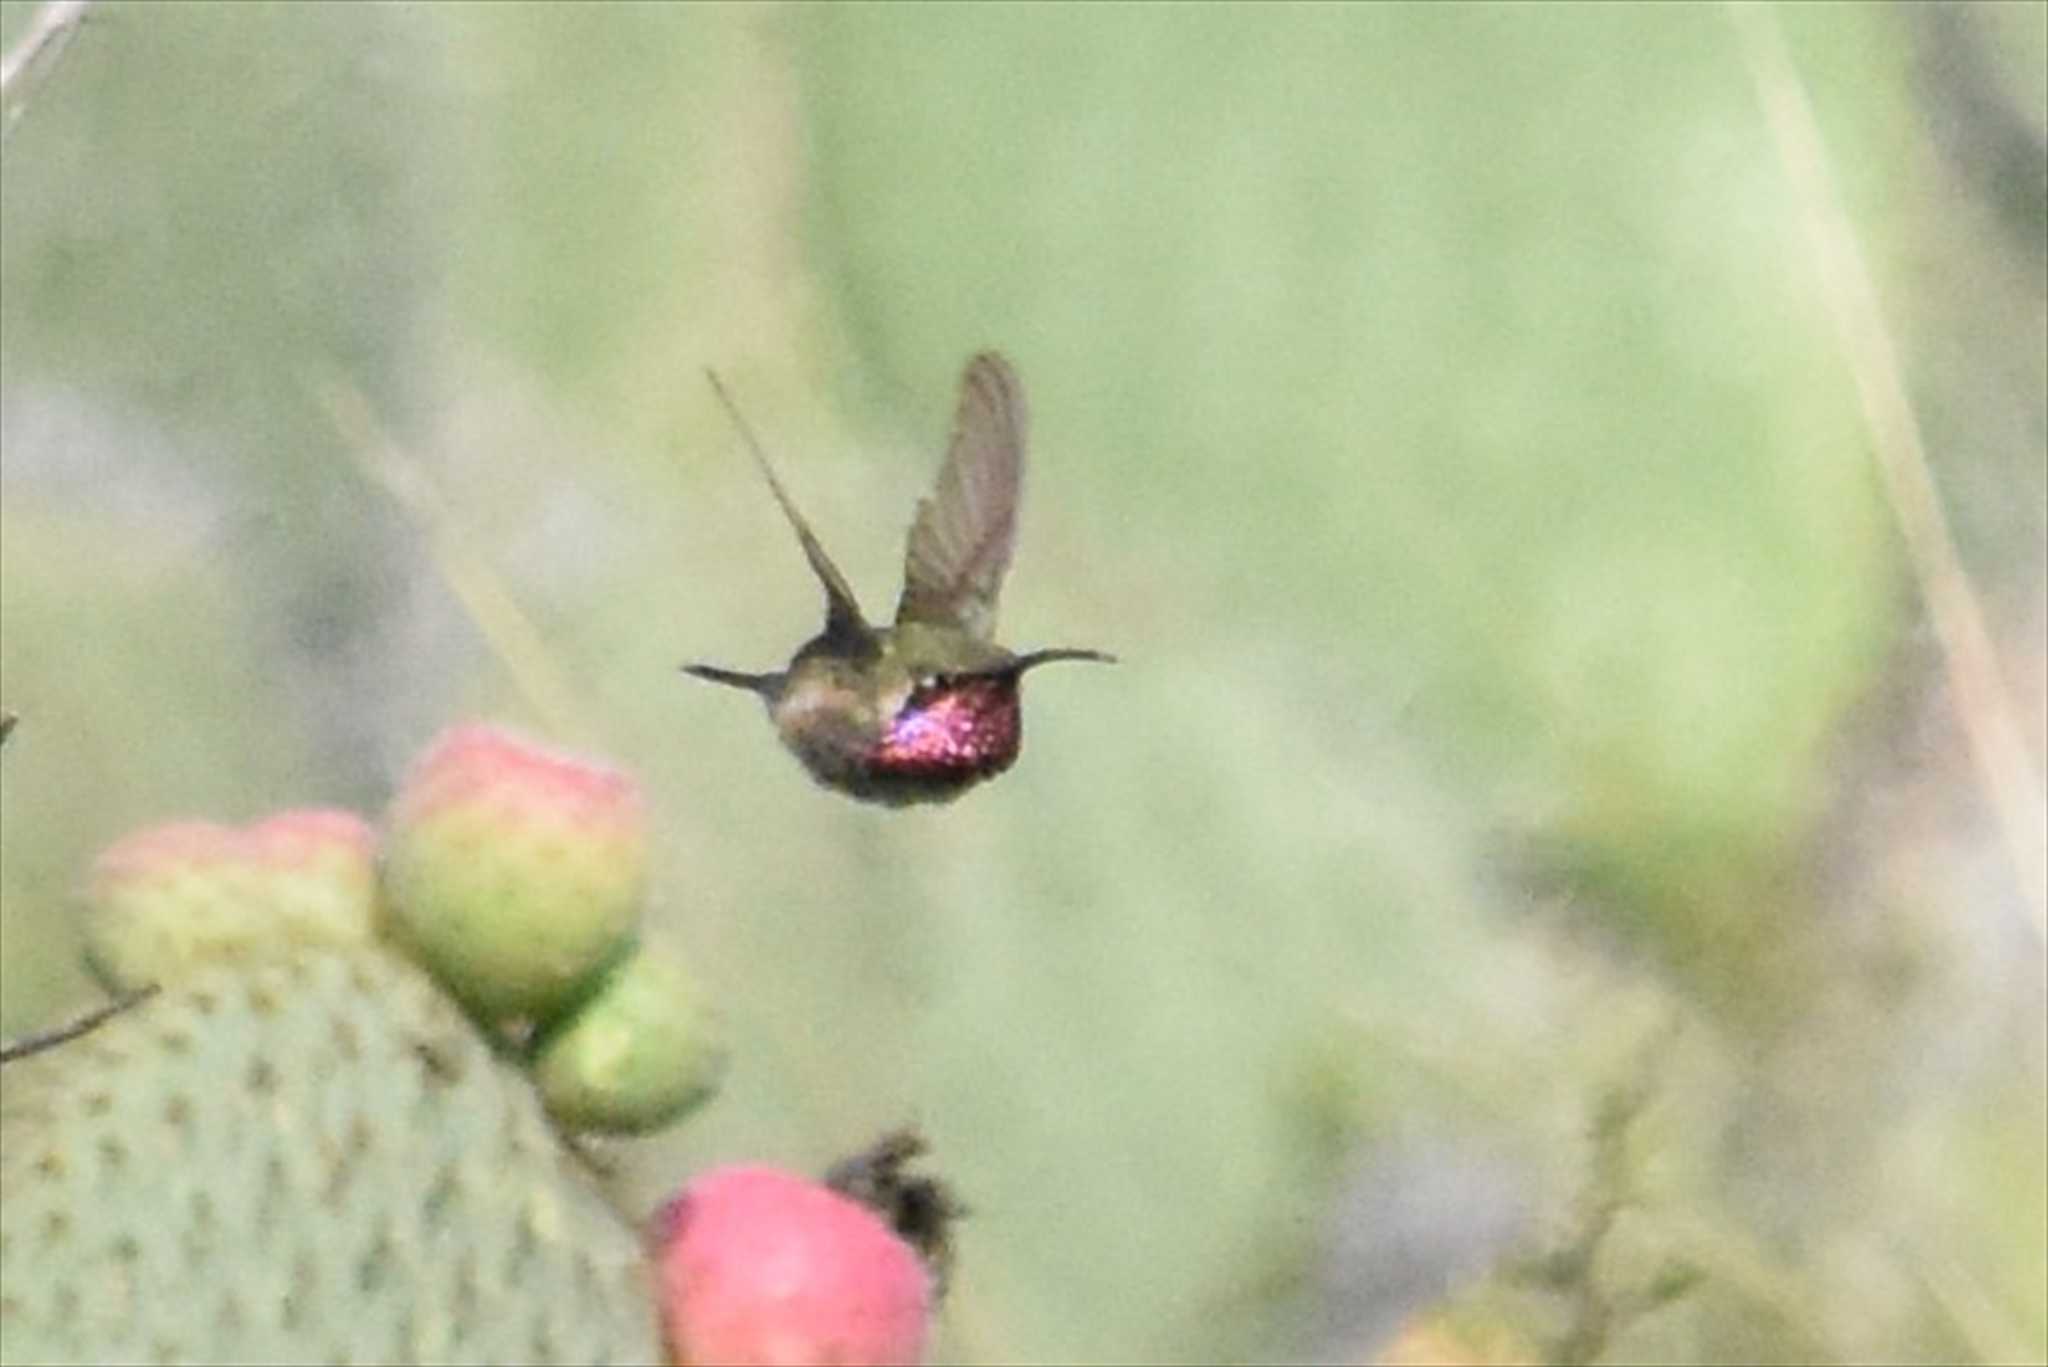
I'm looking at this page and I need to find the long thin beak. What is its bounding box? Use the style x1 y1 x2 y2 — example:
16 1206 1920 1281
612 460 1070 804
681 664 784 696
1011 648 1118 674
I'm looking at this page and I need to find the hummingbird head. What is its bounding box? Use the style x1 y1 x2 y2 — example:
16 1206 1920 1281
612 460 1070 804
838 646 1115 806
686 641 1112 807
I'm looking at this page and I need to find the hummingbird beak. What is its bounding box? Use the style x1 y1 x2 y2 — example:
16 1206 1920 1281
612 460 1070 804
681 664 784 696
1008 648 1118 675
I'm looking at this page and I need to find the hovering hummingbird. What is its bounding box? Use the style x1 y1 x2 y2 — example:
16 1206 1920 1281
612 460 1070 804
684 352 1114 806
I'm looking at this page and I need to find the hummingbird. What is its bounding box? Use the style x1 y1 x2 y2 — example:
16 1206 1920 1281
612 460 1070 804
684 352 1114 806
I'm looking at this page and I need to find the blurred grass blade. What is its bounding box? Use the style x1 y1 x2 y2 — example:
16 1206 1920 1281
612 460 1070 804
1730 1 2048 948
0 0 92 143
310 369 587 741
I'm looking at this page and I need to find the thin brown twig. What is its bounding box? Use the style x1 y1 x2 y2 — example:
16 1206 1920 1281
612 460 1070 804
0 0 93 144
1729 2 2048 949
0 984 157 1063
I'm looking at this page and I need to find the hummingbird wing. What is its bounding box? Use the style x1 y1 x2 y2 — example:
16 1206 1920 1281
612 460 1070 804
705 369 875 654
895 352 1025 641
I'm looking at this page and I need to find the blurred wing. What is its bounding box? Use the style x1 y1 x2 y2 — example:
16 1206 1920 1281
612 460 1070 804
705 369 874 653
895 352 1026 639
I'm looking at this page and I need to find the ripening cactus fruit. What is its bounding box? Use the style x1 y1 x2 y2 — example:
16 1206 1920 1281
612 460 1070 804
82 809 380 991
381 724 648 1021
0 947 664 1365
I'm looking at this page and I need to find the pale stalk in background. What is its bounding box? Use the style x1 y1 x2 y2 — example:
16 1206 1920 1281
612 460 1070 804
311 370 589 743
1730 2 2048 949
0 0 91 143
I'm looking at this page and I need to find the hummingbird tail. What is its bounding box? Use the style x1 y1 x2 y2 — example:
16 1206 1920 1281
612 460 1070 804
681 664 784 696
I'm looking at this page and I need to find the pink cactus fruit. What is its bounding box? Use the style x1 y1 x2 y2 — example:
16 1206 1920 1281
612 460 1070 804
84 808 378 989
381 723 648 1021
652 1166 933 1367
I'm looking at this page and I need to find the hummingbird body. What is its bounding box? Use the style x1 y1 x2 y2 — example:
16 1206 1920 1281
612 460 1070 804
686 353 1112 807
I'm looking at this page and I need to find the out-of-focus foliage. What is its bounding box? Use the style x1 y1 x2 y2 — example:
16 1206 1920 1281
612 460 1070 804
3 3 2041 1364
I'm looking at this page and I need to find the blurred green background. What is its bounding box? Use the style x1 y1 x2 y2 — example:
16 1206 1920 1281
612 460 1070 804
3 2 2042 1362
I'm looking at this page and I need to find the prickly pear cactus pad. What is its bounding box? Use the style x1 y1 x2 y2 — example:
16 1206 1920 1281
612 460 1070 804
0 947 664 1365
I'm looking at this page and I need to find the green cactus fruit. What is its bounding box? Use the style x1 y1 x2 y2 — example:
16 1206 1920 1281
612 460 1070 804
82 809 379 992
381 724 648 1022
529 940 725 1136
0 946 663 1365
